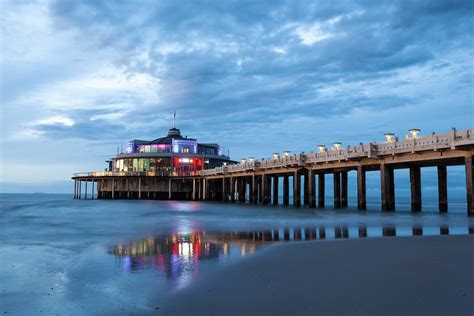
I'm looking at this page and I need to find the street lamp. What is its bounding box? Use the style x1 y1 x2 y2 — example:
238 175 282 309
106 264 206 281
273 152 280 160
318 145 326 153
333 142 341 150
241 159 246 164
408 129 421 139
248 157 255 162
283 151 290 158
384 133 395 143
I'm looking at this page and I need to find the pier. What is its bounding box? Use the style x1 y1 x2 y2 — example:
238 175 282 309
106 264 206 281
72 128 474 215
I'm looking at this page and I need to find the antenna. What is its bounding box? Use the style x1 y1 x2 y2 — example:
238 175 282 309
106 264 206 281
173 110 176 128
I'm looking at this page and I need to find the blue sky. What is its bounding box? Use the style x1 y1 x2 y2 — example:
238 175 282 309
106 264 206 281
0 0 473 193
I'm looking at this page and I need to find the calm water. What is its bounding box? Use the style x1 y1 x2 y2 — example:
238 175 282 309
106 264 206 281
1 193 473 315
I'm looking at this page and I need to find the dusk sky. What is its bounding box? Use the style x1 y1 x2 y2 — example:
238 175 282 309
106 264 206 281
1 0 473 193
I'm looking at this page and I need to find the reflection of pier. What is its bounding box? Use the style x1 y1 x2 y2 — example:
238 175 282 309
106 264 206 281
200 128 474 215
109 227 473 279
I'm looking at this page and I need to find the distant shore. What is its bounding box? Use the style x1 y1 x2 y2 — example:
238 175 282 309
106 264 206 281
161 236 474 315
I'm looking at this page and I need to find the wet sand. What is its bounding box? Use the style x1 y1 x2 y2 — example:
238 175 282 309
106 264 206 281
162 236 474 316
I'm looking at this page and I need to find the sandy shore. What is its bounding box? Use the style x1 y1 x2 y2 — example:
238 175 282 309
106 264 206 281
161 236 474 316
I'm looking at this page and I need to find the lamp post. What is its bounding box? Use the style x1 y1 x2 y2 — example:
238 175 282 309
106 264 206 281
318 145 326 153
273 152 280 160
384 133 395 143
409 129 421 139
333 142 341 150
283 151 290 159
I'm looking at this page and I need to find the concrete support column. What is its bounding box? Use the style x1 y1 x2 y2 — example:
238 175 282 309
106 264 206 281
273 176 279 205
257 176 263 204
111 179 114 199
263 175 270 205
308 169 316 208
410 165 422 212
437 166 448 213
381 164 395 211
465 155 474 216
293 171 301 207
192 178 196 200
230 177 235 203
318 173 325 208
283 175 289 205
251 175 257 204
341 171 348 207
168 178 172 200
303 170 309 205
203 178 207 200
357 166 367 210
333 172 341 208
91 180 95 199
85 180 88 199
138 178 142 199
74 181 77 199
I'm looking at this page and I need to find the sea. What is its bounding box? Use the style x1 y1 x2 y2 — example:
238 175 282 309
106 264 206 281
1 193 473 315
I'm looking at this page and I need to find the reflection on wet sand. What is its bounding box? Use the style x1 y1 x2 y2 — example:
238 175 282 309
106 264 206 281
109 226 473 281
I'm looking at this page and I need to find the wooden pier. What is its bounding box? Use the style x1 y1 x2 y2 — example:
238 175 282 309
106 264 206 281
72 128 474 215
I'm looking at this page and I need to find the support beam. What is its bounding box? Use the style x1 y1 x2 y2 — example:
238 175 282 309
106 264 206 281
91 180 95 199
303 171 309 205
357 166 367 210
222 177 227 202
273 176 279 205
308 169 316 208
111 179 114 199
168 178 172 200
293 171 301 207
230 177 235 202
410 165 422 212
465 155 474 216
74 181 77 199
381 164 395 211
437 165 448 213
138 178 142 199
318 173 325 208
85 180 88 199
192 178 196 200
341 171 348 207
283 175 289 205
263 175 270 205
251 175 257 204
333 172 341 208
203 178 207 200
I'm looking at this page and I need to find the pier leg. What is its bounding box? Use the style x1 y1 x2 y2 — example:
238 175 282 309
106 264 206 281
85 180 88 199
111 179 114 199
388 167 395 211
293 171 301 207
168 178 172 200
381 164 394 211
273 176 279 205
91 180 94 199
465 155 474 216
263 175 271 205
333 172 341 208
318 173 325 208
303 171 309 205
192 178 196 200
74 181 77 199
437 166 448 213
410 165 422 212
230 177 235 202
251 175 257 204
138 178 142 199
203 179 207 200
357 166 366 210
341 171 348 207
308 169 316 208
283 175 289 205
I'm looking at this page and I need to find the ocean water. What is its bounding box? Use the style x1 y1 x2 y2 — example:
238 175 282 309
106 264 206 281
1 193 473 315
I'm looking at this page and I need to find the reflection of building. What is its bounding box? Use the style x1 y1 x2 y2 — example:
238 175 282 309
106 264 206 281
114 127 231 176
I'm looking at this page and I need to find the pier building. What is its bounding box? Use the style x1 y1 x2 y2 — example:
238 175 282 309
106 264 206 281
72 127 474 215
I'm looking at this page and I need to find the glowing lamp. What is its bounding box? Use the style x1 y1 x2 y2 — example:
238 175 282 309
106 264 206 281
248 157 255 162
318 145 326 152
223 162 228 166
273 152 280 160
408 129 421 139
241 159 246 164
333 142 341 150
384 133 395 143
283 151 290 158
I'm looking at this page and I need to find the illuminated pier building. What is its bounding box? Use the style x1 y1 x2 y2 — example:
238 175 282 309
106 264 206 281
113 127 231 176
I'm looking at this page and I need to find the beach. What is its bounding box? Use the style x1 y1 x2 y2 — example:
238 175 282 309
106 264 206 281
162 235 474 316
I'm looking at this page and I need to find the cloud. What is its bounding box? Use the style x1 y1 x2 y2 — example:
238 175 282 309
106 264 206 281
0 0 473 187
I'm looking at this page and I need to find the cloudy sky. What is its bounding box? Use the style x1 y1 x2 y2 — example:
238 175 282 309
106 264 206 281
0 0 473 193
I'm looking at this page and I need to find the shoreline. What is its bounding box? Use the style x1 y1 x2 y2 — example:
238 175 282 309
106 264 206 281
161 235 474 315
